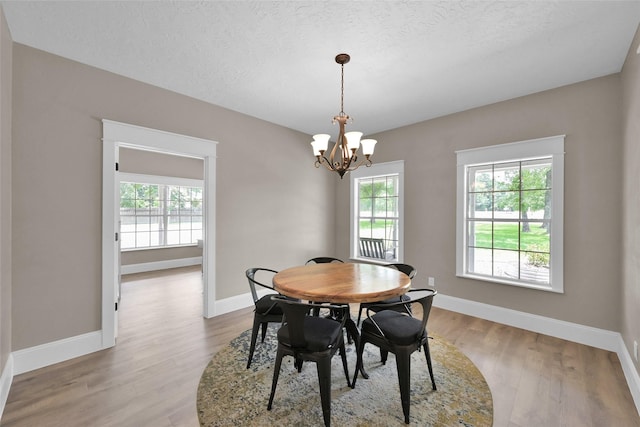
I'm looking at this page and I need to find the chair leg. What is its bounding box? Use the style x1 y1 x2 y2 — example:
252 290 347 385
344 329 353 345
339 339 350 387
247 316 261 369
267 346 285 410
311 302 323 317
395 348 412 424
260 322 268 342
380 349 389 365
316 357 332 427
423 342 437 390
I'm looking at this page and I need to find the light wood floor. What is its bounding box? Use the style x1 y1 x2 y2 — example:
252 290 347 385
2 266 639 426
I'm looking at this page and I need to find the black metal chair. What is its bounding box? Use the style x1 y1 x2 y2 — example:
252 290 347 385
356 263 417 326
305 257 344 265
245 267 284 369
305 257 344 317
267 296 351 427
352 288 437 424
304 257 355 343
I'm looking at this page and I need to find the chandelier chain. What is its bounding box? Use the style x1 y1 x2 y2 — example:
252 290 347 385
340 63 345 115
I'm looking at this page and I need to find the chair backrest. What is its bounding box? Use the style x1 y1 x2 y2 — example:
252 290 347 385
411 289 436 334
366 288 436 338
271 296 347 349
387 263 417 280
359 238 386 259
245 267 278 304
401 289 436 338
305 257 344 265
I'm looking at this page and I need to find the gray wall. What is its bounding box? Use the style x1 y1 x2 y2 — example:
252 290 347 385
121 246 201 267
337 74 623 332
0 6 12 372
5 15 639 388
119 147 204 180
622 27 640 376
11 43 335 351
119 147 204 267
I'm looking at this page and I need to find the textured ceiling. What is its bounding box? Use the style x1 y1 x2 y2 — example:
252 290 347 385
2 1 640 137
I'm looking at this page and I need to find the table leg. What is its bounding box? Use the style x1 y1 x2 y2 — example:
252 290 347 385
344 318 369 379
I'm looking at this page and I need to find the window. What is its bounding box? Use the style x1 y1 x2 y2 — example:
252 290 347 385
456 135 564 292
350 161 404 263
119 174 203 250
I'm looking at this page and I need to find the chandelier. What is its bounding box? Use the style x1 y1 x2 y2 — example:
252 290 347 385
310 53 377 179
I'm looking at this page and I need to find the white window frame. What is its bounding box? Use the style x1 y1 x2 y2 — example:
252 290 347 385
350 160 404 264
118 173 204 251
456 135 565 293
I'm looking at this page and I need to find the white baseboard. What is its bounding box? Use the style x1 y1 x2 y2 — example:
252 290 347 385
433 294 621 351
214 288 272 317
434 294 640 416
12 331 103 375
4 291 638 418
0 355 13 419
616 336 640 417
121 256 202 275
8 270 245 376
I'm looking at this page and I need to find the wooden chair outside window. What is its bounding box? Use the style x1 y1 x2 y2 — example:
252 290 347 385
359 237 386 259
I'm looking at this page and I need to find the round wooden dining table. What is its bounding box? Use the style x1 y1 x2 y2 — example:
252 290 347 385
273 262 411 379
273 262 411 304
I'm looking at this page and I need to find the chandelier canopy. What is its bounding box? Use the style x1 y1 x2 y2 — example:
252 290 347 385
311 53 377 179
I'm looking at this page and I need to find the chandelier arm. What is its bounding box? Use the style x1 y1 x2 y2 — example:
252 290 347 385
340 149 355 171
328 137 341 170
314 154 338 172
338 123 348 165
349 156 373 171
314 153 371 177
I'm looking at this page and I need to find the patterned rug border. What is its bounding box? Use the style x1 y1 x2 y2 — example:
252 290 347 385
197 327 493 426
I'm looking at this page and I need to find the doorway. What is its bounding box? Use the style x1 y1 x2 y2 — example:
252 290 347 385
101 120 217 349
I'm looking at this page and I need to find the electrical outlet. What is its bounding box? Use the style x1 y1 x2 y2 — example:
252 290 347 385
428 276 435 286
634 341 638 362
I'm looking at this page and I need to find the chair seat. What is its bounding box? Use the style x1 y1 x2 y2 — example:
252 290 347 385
255 295 284 315
362 310 424 346
277 316 343 352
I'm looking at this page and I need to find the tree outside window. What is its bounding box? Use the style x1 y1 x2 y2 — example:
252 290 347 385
120 182 203 249
467 159 551 283
456 135 564 293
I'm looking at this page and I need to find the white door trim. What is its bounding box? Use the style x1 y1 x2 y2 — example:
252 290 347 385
101 120 217 349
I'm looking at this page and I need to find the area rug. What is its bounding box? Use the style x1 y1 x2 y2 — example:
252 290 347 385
197 327 493 426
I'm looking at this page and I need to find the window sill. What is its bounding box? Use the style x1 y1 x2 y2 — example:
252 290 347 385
457 272 563 293
121 244 200 252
